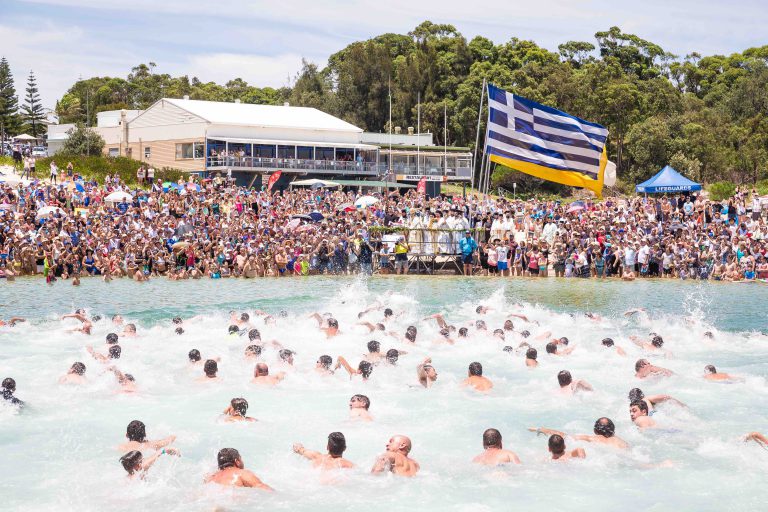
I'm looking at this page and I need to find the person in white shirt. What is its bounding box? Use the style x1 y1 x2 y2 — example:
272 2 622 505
637 241 651 276
50 161 58 184
496 243 509 276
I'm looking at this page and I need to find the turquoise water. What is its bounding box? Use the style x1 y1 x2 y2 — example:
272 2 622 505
1 277 767 511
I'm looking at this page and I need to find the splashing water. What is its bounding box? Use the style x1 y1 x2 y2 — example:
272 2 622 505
1 277 767 511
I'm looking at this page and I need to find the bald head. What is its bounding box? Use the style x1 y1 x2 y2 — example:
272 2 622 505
255 363 269 376
388 435 412 455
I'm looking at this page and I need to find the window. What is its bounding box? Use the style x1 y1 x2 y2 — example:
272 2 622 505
297 146 313 159
277 145 295 159
144 146 151 159
176 142 205 160
108 147 119 157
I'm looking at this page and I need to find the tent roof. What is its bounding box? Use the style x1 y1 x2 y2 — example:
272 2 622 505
13 134 37 140
290 179 341 187
636 165 701 193
331 179 416 188
162 98 363 133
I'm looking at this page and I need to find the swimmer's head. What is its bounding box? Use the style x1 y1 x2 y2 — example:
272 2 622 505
475 320 487 330
439 328 450 338
228 325 239 335
172 317 182 325
482 428 502 449
502 346 514 353
2 377 16 392
240 313 249 322
255 363 269 376
548 434 566 455
358 361 373 379
375 323 385 331
504 320 514 331
245 345 262 358
704 331 714 339
526 348 538 360
120 450 143 474
350 394 370 410
126 420 146 442
557 370 572 387
106 333 119 345
248 328 261 341
601 337 614 347
559 337 569 346
71 362 86 375
279 311 288 318
367 340 381 354
230 397 248 416
217 448 242 470
327 318 339 330
705 364 717 374
91 315 102 322
593 417 615 438
546 342 557 354
384 308 393 318
203 359 218 377
279 349 294 364
405 326 417 342
520 330 530 338
476 306 488 314
317 355 332 369
651 335 664 348
493 329 505 340
175 327 184 335
386 349 399 364
112 315 123 325
188 349 201 362
468 362 483 376
108 345 121 359
628 388 644 401
458 327 469 338
125 324 136 333
635 359 649 372
629 399 649 420
327 432 347 456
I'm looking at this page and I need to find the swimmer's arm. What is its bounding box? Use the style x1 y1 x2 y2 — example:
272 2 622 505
86 346 107 363
745 432 768 446
8 317 25 326
309 313 324 327
647 394 686 408
533 331 551 341
242 472 274 491
371 452 395 474
575 380 593 391
293 443 322 461
147 435 176 451
62 313 87 322
528 427 566 437
335 356 355 377
508 313 529 323
357 321 376 332
616 346 627 356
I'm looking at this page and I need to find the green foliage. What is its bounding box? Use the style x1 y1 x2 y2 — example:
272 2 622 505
21 71 45 138
56 24 768 194
0 57 21 138
755 179 768 196
61 124 106 156
37 154 184 186
707 181 736 201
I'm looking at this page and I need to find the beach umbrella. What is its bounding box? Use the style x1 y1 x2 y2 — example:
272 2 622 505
354 195 379 208
335 202 353 211
187 183 201 192
75 183 85 192
36 206 67 219
162 181 173 191
105 191 133 203
291 214 313 221
309 211 324 221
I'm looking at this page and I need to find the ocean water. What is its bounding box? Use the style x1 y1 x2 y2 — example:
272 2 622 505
1 277 767 511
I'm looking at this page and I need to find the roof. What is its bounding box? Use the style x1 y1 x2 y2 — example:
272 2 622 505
162 98 363 133
636 165 702 193
331 179 416 188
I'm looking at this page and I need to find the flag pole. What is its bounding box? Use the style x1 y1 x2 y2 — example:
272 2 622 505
443 101 447 177
471 78 486 197
387 77 392 195
417 91 420 176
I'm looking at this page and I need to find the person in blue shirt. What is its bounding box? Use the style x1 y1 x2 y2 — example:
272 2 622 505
458 231 478 276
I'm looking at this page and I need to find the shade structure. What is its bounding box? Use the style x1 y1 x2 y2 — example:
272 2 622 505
636 166 701 193
105 191 133 203
290 178 341 188
13 134 37 141
354 195 379 208
36 206 67 219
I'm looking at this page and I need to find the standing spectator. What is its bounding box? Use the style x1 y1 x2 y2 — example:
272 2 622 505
147 166 155 183
50 161 58 185
137 166 145 186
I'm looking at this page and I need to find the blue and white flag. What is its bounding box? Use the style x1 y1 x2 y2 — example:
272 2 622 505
485 84 609 196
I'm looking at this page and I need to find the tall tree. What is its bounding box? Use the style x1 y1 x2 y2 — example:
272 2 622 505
22 70 45 138
0 57 21 141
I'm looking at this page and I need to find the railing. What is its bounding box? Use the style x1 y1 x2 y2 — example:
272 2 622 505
388 164 472 178
206 156 381 174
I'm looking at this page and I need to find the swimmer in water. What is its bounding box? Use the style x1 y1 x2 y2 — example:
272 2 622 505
112 315 124 326
628 388 687 412
106 333 119 345
293 432 355 469
629 400 657 429
546 342 574 356
472 428 521 465
364 340 382 362
349 394 373 421
2 377 24 407
335 357 373 381
223 398 256 422
0 317 25 327
315 355 334 375
251 363 285 386
119 447 179 478
631 334 667 353
62 312 92 335
107 366 137 393
557 370 593 394
530 418 628 450
371 435 420 477
744 432 768 448
86 344 121 363
117 420 176 452
525 348 538 367
635 359 673 379
462 362 493 392
205 448 273 490
545 434 586 461
279 349 295 367
59 362 87 384
121 323 137 338
197 359 219 382
311 313 340 337
703 365 738 381
244 345 262 360
416 358 438 388
601 337 627 356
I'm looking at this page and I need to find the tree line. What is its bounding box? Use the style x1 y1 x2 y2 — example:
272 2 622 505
0 58 45 142
2 21 766 189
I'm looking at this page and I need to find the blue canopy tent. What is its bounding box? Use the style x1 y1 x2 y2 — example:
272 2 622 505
636 165 702 193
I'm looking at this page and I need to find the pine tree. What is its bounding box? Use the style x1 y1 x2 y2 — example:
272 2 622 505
0 57 21 142
22 70 45 138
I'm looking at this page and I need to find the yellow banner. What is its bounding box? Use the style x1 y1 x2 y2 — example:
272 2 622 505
490 146 607 198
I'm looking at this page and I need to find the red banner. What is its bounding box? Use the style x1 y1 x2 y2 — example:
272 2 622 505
417 176 427 195
266 171 282 192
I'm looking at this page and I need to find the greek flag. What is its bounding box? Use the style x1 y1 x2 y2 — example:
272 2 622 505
485 84 609 197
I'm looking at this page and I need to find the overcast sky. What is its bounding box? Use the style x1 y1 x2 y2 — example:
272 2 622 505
3 0 767 109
